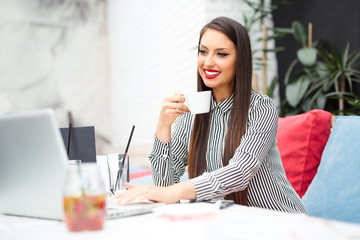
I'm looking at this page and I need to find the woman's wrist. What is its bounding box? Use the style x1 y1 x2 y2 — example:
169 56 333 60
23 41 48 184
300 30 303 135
156 124 171 143
170 181 197 201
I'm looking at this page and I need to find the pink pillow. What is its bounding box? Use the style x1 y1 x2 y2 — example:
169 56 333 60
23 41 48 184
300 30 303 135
129 169 152 180
277 109 332 198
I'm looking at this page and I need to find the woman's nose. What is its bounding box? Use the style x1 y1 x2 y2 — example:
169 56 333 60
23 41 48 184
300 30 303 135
204 55 215 68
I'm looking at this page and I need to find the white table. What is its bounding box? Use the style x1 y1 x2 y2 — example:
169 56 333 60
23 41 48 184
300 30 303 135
1 204 360 240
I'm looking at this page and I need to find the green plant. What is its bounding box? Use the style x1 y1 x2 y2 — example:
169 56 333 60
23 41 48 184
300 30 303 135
242 0 291 95
281 21 320 115
281 21 360 116
319 43 360 114
327 92 360 115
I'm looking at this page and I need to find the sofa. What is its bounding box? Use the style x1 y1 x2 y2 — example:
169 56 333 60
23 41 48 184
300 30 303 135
129 109 360 224
277 109 360 224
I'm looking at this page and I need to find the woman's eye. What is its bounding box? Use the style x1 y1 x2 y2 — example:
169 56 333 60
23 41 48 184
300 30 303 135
199 49 207 55
217 52 229 57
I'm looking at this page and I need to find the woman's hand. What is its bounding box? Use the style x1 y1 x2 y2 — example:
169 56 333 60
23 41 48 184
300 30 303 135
156 93 189 143
113 183 181 204
113 182 197 204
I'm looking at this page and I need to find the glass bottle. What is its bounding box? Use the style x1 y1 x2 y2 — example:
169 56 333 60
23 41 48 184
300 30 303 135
63 162 106 232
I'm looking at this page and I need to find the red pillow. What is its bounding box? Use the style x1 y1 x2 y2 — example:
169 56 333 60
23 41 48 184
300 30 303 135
277 109 332 198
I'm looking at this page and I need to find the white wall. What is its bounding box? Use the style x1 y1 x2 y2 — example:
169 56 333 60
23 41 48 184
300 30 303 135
108 0 206 154
0 0 111 154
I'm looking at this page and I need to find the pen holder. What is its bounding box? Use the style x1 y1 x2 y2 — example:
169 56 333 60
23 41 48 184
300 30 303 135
63 162 106 232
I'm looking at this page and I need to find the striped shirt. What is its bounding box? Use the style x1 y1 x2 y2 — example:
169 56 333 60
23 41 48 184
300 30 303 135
149 92 307 213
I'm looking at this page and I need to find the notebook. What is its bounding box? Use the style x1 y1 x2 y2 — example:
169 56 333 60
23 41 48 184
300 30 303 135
0 108 162 220
59 126 97 163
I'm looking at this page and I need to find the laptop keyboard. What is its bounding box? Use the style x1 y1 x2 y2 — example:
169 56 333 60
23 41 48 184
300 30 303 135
106 201 165 219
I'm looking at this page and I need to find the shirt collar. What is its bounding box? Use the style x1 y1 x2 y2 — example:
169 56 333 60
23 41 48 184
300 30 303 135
211 94 234 113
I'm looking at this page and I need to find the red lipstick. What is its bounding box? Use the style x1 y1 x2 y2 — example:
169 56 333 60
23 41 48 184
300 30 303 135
204 69 220 79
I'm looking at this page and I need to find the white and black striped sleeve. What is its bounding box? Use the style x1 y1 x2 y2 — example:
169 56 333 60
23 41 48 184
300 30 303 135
188 96 278 201
149 113 193 187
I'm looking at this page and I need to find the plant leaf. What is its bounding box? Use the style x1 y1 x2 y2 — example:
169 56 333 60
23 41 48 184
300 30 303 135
325 91 353 97
264 47 285 52
342 43 350 68
297 47 317 66
285 74 310 107
267 76 278 98
301 98 313 112
292 21 307 46
348 49 360 67
273 27 293 34
316 93 327 109
284 59 299 84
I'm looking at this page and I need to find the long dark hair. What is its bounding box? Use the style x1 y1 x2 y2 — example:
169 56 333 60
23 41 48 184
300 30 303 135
188 17 252 205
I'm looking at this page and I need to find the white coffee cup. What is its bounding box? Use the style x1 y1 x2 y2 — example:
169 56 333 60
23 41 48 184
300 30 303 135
184 91 212 114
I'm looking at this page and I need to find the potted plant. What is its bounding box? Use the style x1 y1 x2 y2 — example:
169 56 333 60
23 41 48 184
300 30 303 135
281 21 360 116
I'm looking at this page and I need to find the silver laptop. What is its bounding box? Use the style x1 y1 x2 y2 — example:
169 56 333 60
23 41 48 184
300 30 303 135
0 108 163 221
0 108 68 220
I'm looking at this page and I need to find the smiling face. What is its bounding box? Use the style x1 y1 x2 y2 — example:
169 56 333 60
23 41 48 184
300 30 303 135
197 28 237 102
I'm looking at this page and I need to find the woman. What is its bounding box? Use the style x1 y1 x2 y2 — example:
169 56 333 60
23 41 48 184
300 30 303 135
115 17 307 213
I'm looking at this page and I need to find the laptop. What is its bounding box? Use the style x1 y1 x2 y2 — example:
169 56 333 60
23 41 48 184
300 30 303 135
0 108 68 220
0 108 163 220
106 199 164 219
